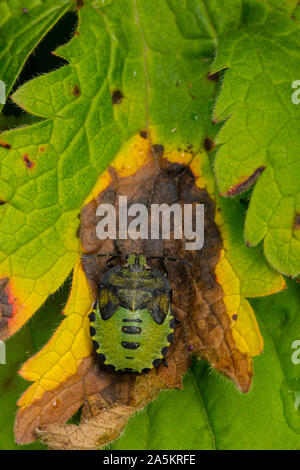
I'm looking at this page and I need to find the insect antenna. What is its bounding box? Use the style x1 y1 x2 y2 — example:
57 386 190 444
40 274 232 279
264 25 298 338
81 252 127 268
147 255 193 267
80 253 123 259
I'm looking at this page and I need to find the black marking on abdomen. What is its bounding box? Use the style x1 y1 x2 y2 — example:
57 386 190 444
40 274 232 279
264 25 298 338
122 326 142 334
121 341 140 349
96 353 106 363
167 333 174 343
88 312 96 322
89 326 96 337
153 358 161 368
123 318 142 323
125 356 134 359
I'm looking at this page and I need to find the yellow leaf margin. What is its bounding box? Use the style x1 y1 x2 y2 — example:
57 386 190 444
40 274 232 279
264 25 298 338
18 260 93 408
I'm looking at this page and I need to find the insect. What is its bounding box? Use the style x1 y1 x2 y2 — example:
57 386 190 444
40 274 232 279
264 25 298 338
86 250 183 374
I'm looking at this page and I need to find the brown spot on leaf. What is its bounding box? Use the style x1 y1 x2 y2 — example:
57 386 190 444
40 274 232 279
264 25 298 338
293 213 300 230
204 137 215 152
139 131 147 139
152 144 164 158
3 376 14 390
76 0 84 9
207 72 219 82
72 85 81 97
0 200 5 205
0 140 11 150
224 166 266 196
23 155 35 169
112 90 124 105
232 314 238 321
22 7 29 14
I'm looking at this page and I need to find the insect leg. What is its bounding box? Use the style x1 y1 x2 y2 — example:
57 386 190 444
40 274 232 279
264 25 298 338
149 248 169 276
114 239 122 255
159 256 168 277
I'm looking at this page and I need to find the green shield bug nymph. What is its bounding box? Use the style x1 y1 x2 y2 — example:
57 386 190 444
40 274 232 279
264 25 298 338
88 252 176 373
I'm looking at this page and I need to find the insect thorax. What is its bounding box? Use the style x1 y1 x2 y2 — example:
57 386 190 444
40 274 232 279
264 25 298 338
89 257 174 373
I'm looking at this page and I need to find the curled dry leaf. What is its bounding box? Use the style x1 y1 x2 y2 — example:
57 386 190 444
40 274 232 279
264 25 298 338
14 133 285 449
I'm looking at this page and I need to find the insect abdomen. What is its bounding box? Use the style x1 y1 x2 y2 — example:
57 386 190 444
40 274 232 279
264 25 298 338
90 305 174 373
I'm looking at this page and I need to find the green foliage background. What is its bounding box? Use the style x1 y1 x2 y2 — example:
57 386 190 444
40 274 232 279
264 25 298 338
0 0 299 450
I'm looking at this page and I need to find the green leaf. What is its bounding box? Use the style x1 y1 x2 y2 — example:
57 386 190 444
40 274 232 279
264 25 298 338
0 0 72 112
110 280 300 450
211 0 300 277
251 278 300 391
